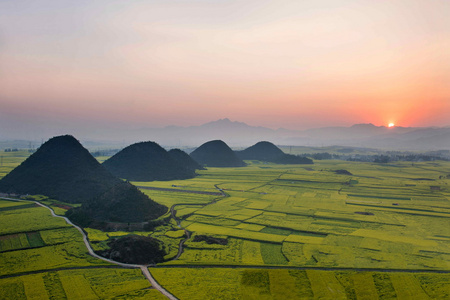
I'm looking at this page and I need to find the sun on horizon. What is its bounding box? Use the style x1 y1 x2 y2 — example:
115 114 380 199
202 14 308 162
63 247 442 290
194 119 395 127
388 123 395 128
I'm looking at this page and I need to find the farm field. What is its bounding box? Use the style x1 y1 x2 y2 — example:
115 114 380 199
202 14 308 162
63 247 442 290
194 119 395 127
151 267 450 300
139 161 450 272
1 151 450 298
0 199 167 299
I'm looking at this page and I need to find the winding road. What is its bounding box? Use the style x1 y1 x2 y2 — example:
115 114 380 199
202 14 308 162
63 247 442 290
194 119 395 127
166 184 227 261
0 196 177 300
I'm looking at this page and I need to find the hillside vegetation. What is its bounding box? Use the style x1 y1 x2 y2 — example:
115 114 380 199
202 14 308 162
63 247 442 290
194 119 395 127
0 135 167 223
236 141 313 164
103 142 201 181
190 140 246 167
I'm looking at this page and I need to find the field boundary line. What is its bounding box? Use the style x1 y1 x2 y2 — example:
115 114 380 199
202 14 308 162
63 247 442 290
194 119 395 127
156 264 450 274
0 196 178 300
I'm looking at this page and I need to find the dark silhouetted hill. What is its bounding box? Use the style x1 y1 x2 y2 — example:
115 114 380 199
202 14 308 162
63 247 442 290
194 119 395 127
190 140 246 167
0 135 120 203
67 182 167 224
103 142 200 181
236 141 284 161
0 135 167 223
168 148 205 172
236 141 313 165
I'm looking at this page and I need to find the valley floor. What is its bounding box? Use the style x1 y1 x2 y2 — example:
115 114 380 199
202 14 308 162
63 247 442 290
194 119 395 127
1 152 449 299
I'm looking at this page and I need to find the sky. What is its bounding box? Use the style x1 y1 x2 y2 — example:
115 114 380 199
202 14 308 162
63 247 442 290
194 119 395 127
1 0 449 140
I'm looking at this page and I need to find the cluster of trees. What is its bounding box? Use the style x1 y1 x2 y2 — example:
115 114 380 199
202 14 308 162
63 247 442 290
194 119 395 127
304 152 449 163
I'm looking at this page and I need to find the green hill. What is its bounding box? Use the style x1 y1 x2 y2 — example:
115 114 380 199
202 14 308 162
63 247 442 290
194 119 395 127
190 140 246 167
103 142 200 181
235 141 284 161
237 141 313 164
0 135 167 223
168 148 205 172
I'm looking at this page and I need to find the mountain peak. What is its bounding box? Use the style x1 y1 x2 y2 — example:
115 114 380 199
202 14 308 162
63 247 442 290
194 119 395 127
202 118 248 128
350 123 379 128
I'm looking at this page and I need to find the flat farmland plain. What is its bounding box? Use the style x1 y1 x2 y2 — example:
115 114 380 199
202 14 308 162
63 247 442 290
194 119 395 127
141 161 450 272
1 151 449 299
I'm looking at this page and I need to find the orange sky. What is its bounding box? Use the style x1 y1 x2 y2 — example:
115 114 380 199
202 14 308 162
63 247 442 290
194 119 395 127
0 0 449 139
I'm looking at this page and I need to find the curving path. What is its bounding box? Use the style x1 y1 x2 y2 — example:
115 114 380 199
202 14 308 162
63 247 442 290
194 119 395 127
0 196 177 300
166 184 227 261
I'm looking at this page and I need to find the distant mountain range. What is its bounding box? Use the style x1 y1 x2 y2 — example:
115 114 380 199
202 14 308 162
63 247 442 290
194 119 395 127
139 119 450 151
1 118 449 151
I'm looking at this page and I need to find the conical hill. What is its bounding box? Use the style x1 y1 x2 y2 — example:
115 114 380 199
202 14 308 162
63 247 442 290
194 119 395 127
0 135 167 222
235 141 284 161
0 135 120 203
236 141 313 165
168 148 205 172
103 142 199 181
190 140 246 167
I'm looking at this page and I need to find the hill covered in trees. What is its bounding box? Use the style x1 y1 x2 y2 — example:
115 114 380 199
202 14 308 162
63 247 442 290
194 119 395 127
235 141 284 161
103 142 201 181
236 141 313 164
190 140 246 167
0 135 167 223
96 235 166 264
168 148 205 172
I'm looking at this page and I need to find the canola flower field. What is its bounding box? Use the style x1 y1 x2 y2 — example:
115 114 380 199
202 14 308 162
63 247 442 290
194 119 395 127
0 151 449 299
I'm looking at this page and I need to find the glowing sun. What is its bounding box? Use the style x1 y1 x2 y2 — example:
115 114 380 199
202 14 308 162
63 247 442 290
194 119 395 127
388 123 395 128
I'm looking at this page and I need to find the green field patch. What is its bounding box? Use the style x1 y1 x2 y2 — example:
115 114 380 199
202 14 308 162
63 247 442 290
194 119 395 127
26 232 45 247
186 214 241 227
85 228 110 242
59 273 98 299
151 268 241 299
282 243 314 265
165 230 186 238
176 238 243 264
185 223 285 243
0 278 26 299
260 227 291 236
227 210 264 220
260 242 288 265
350 204 450 218
390 274 431 299
0 241 110 276
235 199 271 210
347 193 411 201
0 202 36 212
416 273 450 299
306 270 347 299
40 227 83 245
23 273 48 300
241 240 264 264
195 206 262 220
284 234 324 244
372 273 397 299
0 199 32 208
351 229 437 248
241 269 271 297
151 267 449 299
0 233 30 252
173 205 202 218
236 223 265 232
141 189 217 207
0 207 71 235
312 218 361 229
